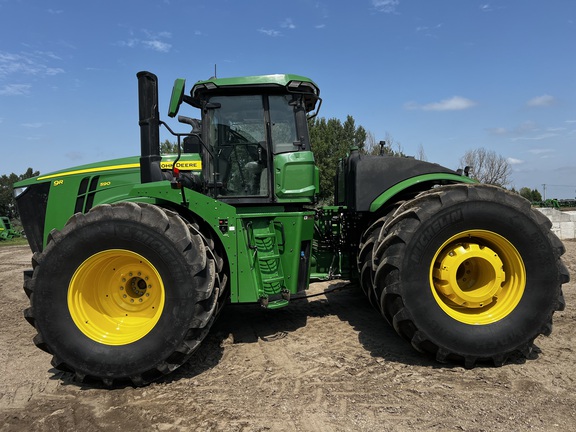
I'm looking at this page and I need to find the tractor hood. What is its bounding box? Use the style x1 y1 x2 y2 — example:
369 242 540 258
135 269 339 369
13 153 201 254
13 154 201 189
14 156 141 188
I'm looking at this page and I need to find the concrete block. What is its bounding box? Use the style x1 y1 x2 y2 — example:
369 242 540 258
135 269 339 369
535 208 576 240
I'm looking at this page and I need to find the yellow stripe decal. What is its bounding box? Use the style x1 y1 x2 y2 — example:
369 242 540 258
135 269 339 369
37 163 141 181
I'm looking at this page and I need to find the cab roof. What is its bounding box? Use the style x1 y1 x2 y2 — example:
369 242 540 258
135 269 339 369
191 74 320 112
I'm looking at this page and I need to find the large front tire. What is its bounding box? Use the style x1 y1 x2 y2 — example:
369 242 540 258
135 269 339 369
24 202 223 386
372 184 568 367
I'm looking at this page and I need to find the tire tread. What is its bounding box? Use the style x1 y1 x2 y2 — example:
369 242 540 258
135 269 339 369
23 202 226 386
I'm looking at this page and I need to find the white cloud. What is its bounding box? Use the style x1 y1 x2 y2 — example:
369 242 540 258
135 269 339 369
40 51 62 61
516 120 539 134
415 23 443 35
498 120 575 142
281 18 295 29
116 30 172 53
142 40 172 53
0 84 31 96
487 127 509 135
257 19 296 37
21 122 46 128
507 157 524 165
487 121 555 140
511 133 559 142
0 51 65 79
45 67 65 75
315 24 326 29
405 96 476 111
526 94 555 107
116 39 138 49
372 0 399 13
258 28 281 37
425 96 476 111
528 148 555 155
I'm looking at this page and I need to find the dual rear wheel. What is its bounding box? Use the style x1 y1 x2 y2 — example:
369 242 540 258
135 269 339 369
359 184 568 366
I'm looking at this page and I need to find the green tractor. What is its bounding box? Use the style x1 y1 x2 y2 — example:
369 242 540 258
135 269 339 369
0 216 22 240
14 71 568 386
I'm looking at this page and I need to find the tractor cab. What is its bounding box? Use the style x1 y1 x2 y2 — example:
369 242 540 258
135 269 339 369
169 74 321 205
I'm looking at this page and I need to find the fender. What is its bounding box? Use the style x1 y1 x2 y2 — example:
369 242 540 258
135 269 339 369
336 150 475 212
369 172 476 212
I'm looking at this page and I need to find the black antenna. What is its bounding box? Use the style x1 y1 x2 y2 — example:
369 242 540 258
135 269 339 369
214 64 217 78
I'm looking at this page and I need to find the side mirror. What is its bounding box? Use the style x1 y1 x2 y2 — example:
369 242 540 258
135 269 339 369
168 78 186 118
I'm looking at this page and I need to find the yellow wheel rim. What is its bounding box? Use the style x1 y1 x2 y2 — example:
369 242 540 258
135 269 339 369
68 249 165 345
430 230 526 325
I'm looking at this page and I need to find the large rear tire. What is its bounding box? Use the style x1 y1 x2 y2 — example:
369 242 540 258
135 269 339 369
371 184 568 366
24 202 224 386
357 216 386 309
357 203 405 310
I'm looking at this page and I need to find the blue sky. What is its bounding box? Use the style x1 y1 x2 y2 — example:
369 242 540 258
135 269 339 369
1 0 575 198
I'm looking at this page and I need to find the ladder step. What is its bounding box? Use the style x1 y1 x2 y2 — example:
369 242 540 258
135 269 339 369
254 233 276 239
258 254 280 260
261 276 284 283
266 299 289 309
249 222 286 303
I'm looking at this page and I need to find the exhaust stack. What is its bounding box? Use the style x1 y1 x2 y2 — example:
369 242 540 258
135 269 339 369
137 71 163 184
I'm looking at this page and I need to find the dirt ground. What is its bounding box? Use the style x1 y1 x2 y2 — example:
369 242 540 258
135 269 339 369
1 242 575 432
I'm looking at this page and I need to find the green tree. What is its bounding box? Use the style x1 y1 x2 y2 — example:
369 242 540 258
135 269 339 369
309 115 367 203
0 168 40 219
519 187 542 203
160 139 179 154
532 188 543 202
